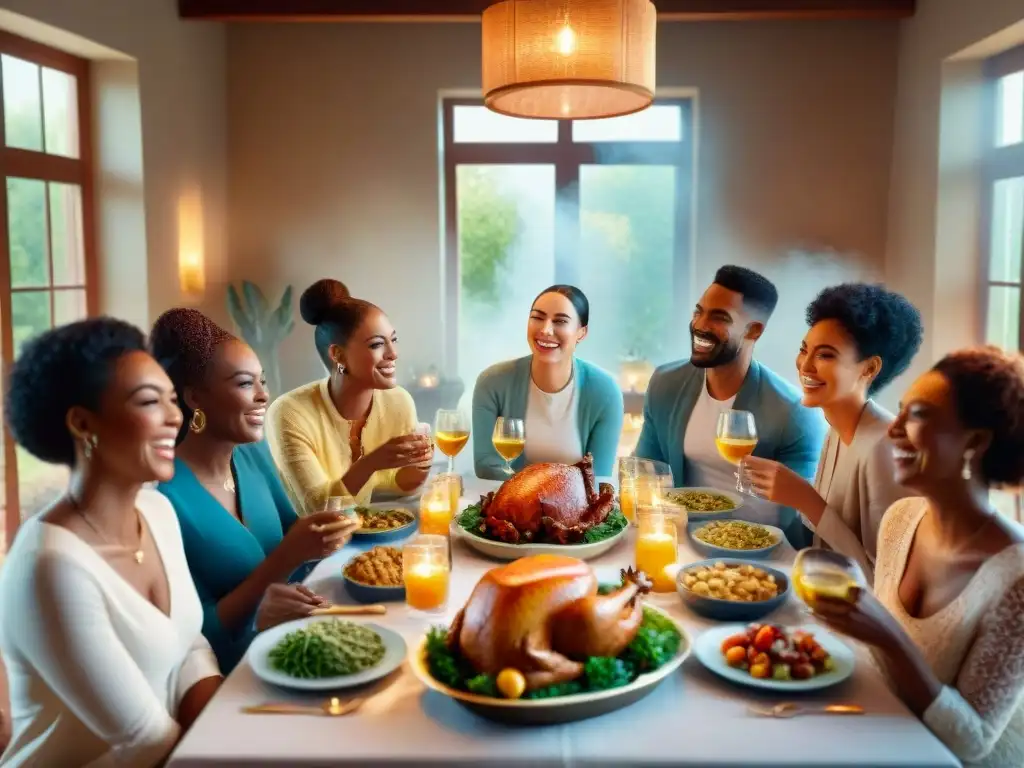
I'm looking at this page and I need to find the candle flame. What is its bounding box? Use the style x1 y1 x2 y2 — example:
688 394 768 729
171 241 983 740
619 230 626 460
555 25 576 56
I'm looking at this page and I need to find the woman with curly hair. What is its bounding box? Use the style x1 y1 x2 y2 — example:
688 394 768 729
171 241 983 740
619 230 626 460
267 280 432 514
812 346 1024 766
744 283 923 580
151 308 358 672
0 318 221 766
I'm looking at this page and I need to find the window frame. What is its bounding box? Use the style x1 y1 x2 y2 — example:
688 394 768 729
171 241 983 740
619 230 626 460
440 96 695 374
981 44 1024 353
0 31 97 547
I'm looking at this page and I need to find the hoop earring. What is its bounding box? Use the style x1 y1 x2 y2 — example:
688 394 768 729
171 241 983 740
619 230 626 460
82 433 98 461
190 408 207 434
962 448 975 481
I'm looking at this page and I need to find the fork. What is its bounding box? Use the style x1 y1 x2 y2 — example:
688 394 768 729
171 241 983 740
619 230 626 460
242 696 366 716
748 702 864 718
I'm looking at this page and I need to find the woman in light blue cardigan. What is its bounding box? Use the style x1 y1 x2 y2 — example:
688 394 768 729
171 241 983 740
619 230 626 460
473 285 624 480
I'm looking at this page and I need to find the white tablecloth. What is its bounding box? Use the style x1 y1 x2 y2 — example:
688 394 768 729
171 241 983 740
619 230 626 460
169 477 959 767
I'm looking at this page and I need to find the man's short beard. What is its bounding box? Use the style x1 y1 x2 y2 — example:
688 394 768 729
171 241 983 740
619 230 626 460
690 337 741 369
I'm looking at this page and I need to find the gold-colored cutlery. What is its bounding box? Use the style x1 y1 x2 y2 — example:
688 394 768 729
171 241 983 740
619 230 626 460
310 604 387 616
748 702 865 718
243 696 366 717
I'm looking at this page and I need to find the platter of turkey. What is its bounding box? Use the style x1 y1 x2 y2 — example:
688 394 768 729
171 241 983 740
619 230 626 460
410 554 690 724
455 455 630 561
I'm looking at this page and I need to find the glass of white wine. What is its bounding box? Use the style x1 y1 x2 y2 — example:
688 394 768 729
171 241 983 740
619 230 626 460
492 417 525 476
715 410 758 493
434 410 469 474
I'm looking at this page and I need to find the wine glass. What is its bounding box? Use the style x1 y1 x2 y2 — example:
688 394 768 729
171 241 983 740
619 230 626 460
715 410 758 493
792 548 865 612
492 417 525 476
434 410 469 474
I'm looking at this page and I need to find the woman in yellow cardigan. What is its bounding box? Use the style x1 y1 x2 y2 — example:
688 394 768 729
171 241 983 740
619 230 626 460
267 280 433 515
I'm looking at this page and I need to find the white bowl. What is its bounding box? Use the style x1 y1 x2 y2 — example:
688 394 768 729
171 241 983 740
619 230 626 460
663 487 743 522
455 522 629 561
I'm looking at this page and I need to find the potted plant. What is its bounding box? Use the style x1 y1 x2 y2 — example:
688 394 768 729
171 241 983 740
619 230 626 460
226 281 294 398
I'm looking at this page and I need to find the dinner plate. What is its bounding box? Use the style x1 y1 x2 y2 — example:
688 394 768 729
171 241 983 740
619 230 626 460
688 520 783 560
410 604 691 724
692 623 855 692
455 522 629 561
663 487 743 522
248 617 407 692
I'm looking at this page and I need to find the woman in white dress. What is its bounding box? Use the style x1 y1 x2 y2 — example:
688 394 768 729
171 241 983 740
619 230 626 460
0 318 223 767
812 347 1024 767
744 283 923 581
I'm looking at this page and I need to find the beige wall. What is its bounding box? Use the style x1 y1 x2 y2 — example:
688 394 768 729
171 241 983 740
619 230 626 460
227 20 899 393
0 0 228 328
886 0 1024 399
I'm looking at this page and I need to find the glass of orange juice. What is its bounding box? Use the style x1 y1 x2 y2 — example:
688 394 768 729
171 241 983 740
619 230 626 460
492 417 525 476
792 548 863 610
635 505 678 592
715 410 758 493
403 534 450 613
434 410 470 474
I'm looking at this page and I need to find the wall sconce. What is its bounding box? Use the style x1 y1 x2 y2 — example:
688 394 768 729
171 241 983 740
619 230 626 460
178 187 205 299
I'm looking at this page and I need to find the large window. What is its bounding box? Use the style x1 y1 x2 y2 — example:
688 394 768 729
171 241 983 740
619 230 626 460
441 97 694 449
983 46 1024 352
0 32 95 546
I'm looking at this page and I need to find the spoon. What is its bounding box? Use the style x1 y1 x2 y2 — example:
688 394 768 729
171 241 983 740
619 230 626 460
748 702 865 718
242 696 366 717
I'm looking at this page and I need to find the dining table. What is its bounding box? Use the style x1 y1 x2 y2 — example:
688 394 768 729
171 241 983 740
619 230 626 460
168 475 961 768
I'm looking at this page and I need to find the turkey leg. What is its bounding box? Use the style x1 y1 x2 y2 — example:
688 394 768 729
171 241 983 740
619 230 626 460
520 626 585 690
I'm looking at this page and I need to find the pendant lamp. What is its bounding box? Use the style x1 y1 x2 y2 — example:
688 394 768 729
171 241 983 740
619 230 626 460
481 0 657 120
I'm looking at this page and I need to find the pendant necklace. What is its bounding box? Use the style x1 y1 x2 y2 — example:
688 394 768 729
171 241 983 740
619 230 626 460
69 494 145 564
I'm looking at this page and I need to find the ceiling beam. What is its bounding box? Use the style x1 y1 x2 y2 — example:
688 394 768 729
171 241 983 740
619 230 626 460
178 0 915 23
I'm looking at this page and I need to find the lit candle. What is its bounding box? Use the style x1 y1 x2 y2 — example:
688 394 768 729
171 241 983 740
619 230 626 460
419 484 453 536
635 508 678 592
403 534 450 612
620 479 637 523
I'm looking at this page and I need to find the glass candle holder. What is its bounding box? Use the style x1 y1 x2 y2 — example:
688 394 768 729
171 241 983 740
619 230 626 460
619 477 637 524
635 506 678 593
403 534 450 613
419 482 454 537
434 472 463 517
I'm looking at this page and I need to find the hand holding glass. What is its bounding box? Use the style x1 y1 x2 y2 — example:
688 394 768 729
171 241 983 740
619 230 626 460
792 548 865 610
492 417 525 476
716 410 758 493
434 410 469 474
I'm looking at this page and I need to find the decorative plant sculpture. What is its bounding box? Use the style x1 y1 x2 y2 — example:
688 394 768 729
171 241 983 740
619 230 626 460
226 281 294 398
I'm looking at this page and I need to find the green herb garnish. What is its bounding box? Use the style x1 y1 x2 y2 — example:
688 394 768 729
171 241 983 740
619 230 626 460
456 504 627 545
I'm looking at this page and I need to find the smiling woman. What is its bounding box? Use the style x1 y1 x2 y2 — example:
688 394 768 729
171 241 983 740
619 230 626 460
472 284 623 480
265 280 433 514
151 308 352 673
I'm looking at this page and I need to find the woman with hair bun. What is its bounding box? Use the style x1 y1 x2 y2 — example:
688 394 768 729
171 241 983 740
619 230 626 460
267 279 433 514
472 284 623 479
811 346 1024 766
151 308 354 673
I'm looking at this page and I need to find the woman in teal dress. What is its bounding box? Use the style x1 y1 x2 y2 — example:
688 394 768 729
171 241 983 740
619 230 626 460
151 309 359 672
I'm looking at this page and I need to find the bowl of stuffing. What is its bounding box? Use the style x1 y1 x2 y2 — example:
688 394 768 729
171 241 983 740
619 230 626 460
688 520 783 561
342 546 406 603
676 558 791 621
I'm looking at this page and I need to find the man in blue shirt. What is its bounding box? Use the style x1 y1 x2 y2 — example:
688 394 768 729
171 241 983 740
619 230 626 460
635 265 827 542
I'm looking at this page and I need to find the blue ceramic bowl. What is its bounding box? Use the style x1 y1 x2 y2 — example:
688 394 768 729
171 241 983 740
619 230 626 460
351 508 417 544
343 573 406 604
676 558 791 621
688 520 783 561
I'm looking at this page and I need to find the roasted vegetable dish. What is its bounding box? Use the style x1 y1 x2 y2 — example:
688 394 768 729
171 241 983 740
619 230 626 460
720 624 834 681
344 546 403 587
694 520 776 550
269 620 385 679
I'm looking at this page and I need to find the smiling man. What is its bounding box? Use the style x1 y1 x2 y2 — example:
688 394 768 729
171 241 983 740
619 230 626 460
634 265 827 539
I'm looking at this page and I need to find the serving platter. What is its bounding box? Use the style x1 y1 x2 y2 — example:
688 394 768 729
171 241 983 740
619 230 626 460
409 605 691 724
455 522 629 561
248 618 407 692
692 624 855 693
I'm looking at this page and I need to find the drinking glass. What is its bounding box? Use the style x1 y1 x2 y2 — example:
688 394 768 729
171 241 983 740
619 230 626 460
619 457 672 526
792 548 865 611
635 505 678 592
434 410 470 474
403 534 450 614
419 480 455 537
492 417 525 476
715 410 758 493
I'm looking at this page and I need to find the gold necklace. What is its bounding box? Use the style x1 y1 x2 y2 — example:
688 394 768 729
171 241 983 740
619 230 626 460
70 495 145 564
